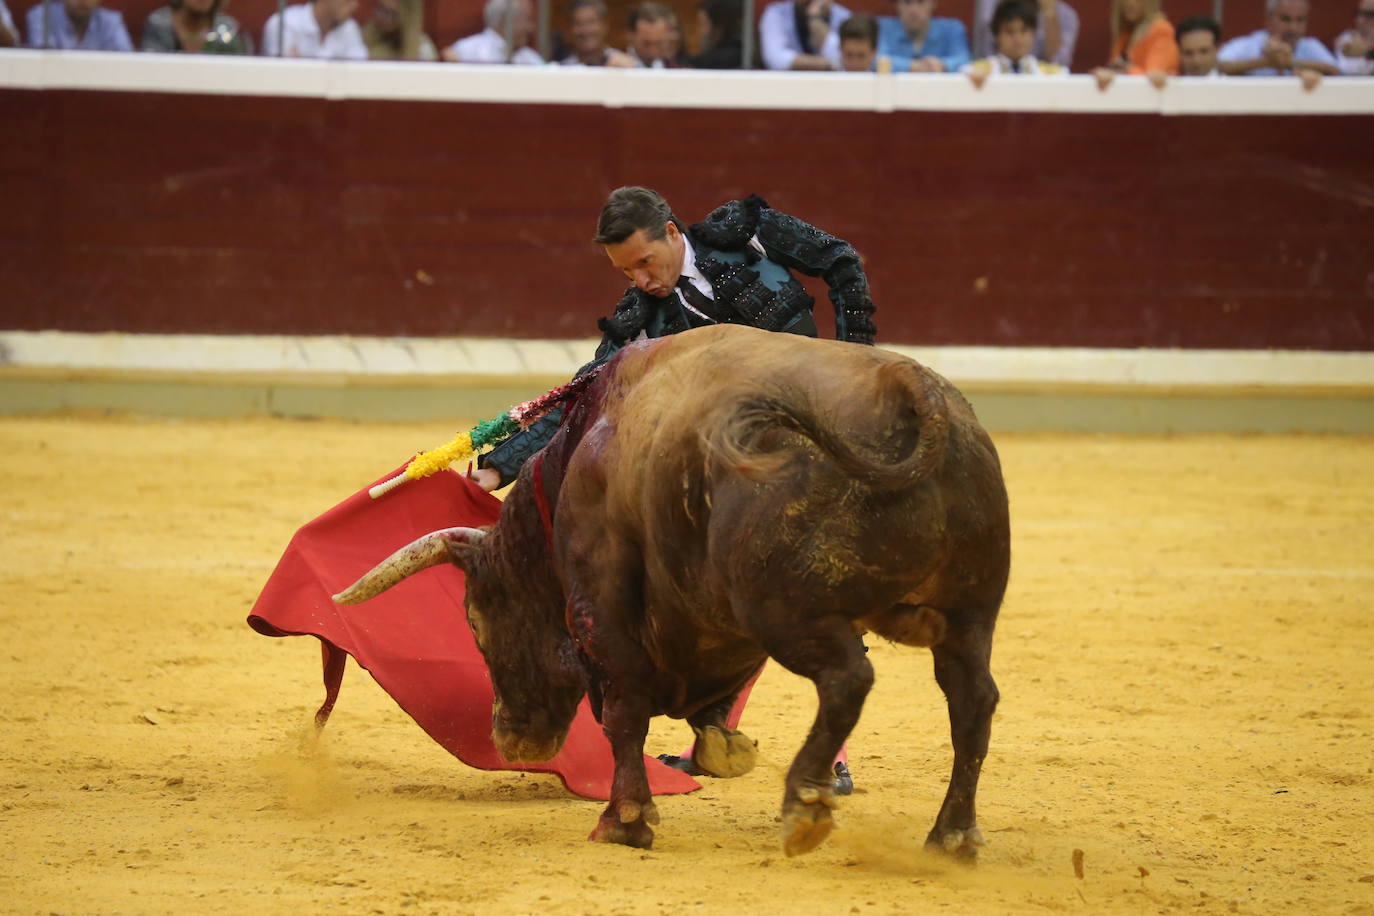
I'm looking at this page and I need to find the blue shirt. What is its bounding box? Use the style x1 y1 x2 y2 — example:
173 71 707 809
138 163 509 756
26 0 132 49
877 16 969 73
1217 29 1338 75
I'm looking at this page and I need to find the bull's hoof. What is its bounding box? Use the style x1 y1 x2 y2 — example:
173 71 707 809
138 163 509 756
924 824 985 862
692 726 758 778
588 800 658 849
781 786 840 857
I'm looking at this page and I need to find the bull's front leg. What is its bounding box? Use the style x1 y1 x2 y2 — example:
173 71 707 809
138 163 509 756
588 686 659 849
926 621 999 860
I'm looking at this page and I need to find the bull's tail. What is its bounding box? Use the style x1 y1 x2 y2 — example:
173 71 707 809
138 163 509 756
704 360 948 492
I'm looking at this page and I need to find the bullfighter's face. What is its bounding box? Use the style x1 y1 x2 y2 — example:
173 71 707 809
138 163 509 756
603 221 687 299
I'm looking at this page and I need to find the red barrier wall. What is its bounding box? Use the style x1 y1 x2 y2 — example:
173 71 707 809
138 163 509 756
2 87 1372 349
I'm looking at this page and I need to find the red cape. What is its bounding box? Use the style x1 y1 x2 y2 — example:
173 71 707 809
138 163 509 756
247 464 702 801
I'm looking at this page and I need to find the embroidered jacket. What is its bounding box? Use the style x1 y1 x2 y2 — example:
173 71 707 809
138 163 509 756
481 196 878 487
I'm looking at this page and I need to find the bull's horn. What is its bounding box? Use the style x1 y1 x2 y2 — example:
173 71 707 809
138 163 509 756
331 526 486 604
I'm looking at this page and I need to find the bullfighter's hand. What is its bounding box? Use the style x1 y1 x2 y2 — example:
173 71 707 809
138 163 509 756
465 467 502 492
1147 69 1168 89
1298 67 1322 91
909 56 943 72
1092 66 1115 90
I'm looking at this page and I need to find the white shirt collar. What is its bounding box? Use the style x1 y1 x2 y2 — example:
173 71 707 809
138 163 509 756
679 231 707 287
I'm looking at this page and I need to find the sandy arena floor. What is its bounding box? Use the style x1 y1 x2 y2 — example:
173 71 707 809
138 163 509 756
2 414 1372 915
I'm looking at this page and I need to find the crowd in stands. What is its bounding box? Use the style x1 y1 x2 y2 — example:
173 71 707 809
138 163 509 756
1 0 1371 88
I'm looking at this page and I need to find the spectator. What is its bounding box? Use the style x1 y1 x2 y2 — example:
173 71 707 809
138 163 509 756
362 0 437 60
1176 15 1221 76
1108 0 1177 74
1 0 19 45
1092 0 1176 89
625 2 677 67
662 3 689 65
967 0 1071 68
839 13 877 70
444 0 542 63
26 0 133 50
1334 0 1374 75
1218 0 1338 78
561 0 634 65
143 0 253 53
262 0 366 58
972 0 1076 68
759 0 851 70
964 0 1067 86
691 0 748 68
877 0 969 73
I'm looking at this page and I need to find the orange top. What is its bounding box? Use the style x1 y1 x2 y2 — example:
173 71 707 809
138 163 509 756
1111 15 1179 75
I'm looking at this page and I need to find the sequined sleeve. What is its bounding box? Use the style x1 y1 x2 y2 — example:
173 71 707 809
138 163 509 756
478 353 611 489
756 208 877 345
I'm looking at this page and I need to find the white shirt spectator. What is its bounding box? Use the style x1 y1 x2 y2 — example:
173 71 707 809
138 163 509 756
972 0 1078 67
1333 28 1374 75
963 53 1066 76
1217 28 1338 74
262 2 367 59
759 0 851 70
447 26 543 64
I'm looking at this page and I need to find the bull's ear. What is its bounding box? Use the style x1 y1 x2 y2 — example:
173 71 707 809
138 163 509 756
333 526 488 604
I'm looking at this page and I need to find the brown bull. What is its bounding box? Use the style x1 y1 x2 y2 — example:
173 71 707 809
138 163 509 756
334 324 1010 858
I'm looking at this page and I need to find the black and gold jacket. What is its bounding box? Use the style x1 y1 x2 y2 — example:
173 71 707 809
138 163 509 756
593 195 876 353
481 196 878 487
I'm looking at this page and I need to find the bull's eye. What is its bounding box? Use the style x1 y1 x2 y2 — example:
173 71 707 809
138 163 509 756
466 606 488 649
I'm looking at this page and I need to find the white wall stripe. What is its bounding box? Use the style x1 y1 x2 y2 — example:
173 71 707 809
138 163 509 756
3 331 1371 392
3 50 1373 116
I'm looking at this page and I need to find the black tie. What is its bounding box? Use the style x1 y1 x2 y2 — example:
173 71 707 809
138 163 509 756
1011 59 1022 73
675 277 727 324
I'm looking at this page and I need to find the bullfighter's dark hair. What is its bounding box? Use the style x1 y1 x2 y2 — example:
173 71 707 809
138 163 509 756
990 0 1037 34
1174 14 1220 45
593 187 681 245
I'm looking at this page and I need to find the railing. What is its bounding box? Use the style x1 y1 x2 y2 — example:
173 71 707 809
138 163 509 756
3 48 1373 114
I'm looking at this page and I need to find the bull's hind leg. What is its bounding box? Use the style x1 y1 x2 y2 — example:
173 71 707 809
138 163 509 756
751 614 874 857
926 620 999 860
684 687 760 779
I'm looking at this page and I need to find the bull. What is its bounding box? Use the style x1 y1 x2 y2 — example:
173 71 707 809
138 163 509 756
333 324 1010 858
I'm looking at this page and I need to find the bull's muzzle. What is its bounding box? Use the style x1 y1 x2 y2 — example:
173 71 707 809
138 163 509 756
331 526 486 604
491 700 568 763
